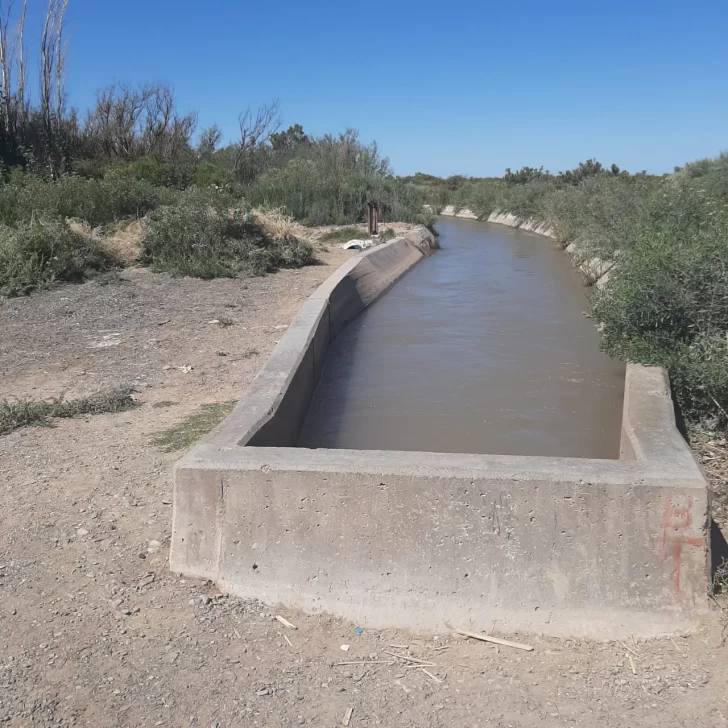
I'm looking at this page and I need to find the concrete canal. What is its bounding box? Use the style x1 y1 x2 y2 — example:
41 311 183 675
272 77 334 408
298 217 625 458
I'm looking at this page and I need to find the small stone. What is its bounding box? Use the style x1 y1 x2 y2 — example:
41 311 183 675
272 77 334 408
147 540 161 554
256 688 270 696
76 528 89 537
200 595 211 606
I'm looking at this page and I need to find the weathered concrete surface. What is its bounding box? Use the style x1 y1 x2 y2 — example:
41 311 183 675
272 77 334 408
170 222 711 639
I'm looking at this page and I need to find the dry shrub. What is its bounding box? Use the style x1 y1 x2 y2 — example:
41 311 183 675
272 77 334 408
252 207 310 242
68 218 145 265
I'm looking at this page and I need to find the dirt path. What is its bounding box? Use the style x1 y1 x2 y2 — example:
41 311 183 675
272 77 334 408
1 252 727 727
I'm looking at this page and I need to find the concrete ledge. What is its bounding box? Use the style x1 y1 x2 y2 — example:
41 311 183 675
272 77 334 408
170 221 711 639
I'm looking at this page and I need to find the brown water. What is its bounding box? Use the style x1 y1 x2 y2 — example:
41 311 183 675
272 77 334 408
298 217 625 458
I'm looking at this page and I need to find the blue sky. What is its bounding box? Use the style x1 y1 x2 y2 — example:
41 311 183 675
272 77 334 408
22 0 728 176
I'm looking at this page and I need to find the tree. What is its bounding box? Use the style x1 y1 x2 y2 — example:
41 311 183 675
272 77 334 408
233 99 280 181
270 123 308 152
83 82 197 161
197 123 223 159
504 166 550 185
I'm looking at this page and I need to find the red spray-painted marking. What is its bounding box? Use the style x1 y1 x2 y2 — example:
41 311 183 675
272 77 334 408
659 496 705 596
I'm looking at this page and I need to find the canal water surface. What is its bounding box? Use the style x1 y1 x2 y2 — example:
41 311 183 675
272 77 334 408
298 217 625 458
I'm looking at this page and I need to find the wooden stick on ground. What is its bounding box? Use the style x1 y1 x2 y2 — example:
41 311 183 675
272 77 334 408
382 650 436 665
419 667 443 683
343 707 354 726
275 615 297 630
446 624 534 652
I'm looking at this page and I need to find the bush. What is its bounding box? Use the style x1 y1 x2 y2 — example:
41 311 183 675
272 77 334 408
0 219 113 296
541 175 655 254
498 179 555 220
105 157 196 190
0 172 174 227
592 173 728 424
194 162 235 189
453 179 502 218
141 188 313 278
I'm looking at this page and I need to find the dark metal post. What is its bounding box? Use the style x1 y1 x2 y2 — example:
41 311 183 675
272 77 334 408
367 202 379 236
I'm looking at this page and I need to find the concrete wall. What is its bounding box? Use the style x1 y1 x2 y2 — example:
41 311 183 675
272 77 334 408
170 222 711 640
204 227 435 450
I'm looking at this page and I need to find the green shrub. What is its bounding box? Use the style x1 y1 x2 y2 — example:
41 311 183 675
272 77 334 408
498 179 555 220
0 173 173 227
541 175 655 254
453 179 502 219
0 219 113 296
71 158 110 179
593 174 728 424
105 157 196 190
194 162 235 189
141 188 313 278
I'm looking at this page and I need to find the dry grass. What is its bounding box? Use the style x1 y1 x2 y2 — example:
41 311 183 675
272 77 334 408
68 218 145 265
252 208 310 243
101 219 146 263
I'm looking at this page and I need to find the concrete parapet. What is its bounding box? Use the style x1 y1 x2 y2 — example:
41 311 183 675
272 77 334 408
170 223 710 639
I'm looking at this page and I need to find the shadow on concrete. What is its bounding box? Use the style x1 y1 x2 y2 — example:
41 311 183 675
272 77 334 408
712 520 728 592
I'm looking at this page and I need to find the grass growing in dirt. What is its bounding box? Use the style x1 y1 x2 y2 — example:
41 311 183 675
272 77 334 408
151 401 236 452
0 387 137 435
318 227 368 245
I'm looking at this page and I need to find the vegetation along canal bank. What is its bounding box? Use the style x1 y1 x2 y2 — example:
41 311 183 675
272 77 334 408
0 1 727 724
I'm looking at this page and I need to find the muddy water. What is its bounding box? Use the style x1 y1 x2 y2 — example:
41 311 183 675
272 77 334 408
298 217 625 458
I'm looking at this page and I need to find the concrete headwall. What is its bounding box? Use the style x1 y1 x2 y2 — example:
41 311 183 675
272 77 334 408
170 220 711 640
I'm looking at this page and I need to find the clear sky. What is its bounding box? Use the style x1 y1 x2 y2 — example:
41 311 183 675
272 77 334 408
24 0 728 177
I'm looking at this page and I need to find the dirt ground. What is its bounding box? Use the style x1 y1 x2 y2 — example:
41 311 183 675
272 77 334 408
1 243 728 727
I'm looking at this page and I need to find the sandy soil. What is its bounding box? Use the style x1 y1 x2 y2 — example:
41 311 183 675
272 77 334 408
1 246 728 727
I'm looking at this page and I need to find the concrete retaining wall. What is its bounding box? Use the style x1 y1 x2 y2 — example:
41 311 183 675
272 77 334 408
170 222 711 639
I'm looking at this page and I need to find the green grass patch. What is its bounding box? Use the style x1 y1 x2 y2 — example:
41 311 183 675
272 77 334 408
0 387 137 435
151 401 236 452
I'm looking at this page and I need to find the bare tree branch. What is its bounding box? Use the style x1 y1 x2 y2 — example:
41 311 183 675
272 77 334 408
234 99 281 175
